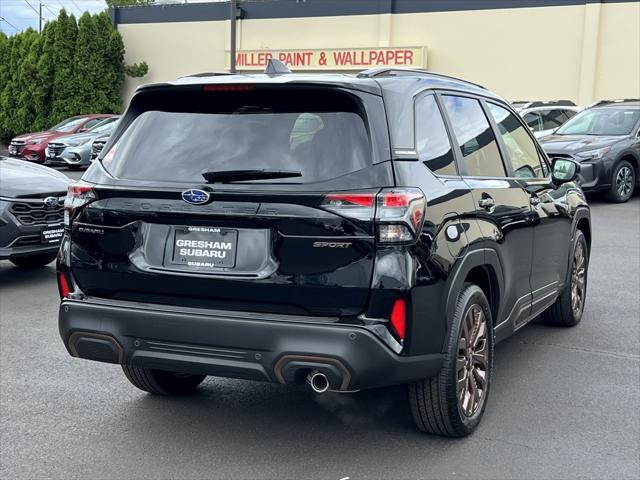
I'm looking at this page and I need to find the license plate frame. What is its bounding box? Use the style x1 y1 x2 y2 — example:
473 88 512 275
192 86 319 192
41 224 64 244
169 226 238 269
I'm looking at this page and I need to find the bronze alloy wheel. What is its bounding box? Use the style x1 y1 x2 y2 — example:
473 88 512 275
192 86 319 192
616 165 634 199
571 241 586 317
456 304 489 418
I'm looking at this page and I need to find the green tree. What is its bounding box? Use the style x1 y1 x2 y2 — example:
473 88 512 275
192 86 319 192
0 33 24 138
0 8 147 143
51 10 78 124
33 20 57 131
0 32 11 140
15 29 42 133
74 12 108 114
105 28 126 113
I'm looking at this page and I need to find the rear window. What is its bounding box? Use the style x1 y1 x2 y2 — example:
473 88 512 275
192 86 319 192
103 88 372 184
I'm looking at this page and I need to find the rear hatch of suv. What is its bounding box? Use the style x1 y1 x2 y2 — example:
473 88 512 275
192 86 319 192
68 84 394 317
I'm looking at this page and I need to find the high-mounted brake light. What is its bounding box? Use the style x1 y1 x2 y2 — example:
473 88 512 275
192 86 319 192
203 84 254 92
389 298 406 341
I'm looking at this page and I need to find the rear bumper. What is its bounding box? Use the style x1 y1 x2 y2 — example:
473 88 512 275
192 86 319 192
58 297 444 391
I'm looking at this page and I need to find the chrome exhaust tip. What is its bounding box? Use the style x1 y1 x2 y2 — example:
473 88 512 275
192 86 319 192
307 370 330 393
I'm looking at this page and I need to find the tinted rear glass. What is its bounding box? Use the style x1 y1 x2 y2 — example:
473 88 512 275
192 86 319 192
103 88 371 184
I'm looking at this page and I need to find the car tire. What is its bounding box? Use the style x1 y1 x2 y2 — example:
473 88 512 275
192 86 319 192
605 160 636 203
9 252 57 268
122 366 206 395
542 230 588 327
408 284 493 437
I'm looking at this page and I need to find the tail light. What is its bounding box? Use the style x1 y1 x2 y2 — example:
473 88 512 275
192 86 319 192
389 298 406 341
64 182 96 227
321 192 376 220
321 188 426 243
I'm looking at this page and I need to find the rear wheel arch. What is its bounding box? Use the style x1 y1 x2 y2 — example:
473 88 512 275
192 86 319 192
576 217 591 253
464 265 500 323
444 249 503 350
566 208 591 284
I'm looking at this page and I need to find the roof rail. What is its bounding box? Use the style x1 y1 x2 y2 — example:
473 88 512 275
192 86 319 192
589 98 640 107
177 72 234 79
357 67 487 90
264 59 291 75
515 100 577 109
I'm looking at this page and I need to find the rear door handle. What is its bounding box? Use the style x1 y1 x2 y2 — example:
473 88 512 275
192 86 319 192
478 196 495 210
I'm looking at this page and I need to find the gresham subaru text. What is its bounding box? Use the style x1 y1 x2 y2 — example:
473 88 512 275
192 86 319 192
57 64 590 437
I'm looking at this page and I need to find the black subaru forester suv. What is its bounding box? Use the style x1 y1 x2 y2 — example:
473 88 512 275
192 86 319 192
57 66 591 437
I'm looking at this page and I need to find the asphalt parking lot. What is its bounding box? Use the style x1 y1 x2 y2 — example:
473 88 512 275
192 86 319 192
1 168 639 480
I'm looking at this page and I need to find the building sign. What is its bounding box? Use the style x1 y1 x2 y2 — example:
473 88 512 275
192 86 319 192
225 47 427 70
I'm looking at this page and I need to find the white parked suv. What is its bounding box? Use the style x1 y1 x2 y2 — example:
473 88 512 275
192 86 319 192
512 100 582 139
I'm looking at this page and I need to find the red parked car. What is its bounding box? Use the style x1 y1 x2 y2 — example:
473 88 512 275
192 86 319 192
9 114 115 163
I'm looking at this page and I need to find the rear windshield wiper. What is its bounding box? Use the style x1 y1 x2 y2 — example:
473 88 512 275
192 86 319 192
201 169 302 183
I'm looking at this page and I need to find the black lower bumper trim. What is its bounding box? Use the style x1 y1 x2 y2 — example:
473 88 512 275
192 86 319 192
58 298 444 391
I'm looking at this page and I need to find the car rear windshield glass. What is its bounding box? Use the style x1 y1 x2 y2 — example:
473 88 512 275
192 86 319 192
102 88 371 184
556 108 640 136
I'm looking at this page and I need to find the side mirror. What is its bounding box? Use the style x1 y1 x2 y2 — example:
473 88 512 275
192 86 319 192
551 158 580 184
78 128 88 133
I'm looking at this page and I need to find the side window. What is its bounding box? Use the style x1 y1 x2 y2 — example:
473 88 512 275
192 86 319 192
415 95 457 175
563 109 578 121
539 109 566 130
82 119 102 130
487 103 545 179
441 95 505 177
523 112 542 131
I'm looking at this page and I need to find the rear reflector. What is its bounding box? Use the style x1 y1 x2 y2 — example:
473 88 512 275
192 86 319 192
57 272 70 299
389 298 406 341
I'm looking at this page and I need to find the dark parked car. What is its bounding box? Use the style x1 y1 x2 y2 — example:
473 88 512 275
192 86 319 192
0 156 69 266
9 114 115 163
45 116 120 169
57 65 591 437
539 99 640 202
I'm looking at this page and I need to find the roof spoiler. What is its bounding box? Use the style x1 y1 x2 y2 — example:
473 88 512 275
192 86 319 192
264 59 291 75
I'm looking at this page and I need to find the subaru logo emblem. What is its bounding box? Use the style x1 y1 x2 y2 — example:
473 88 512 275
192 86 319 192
43 196 58 209
181 188 210 205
